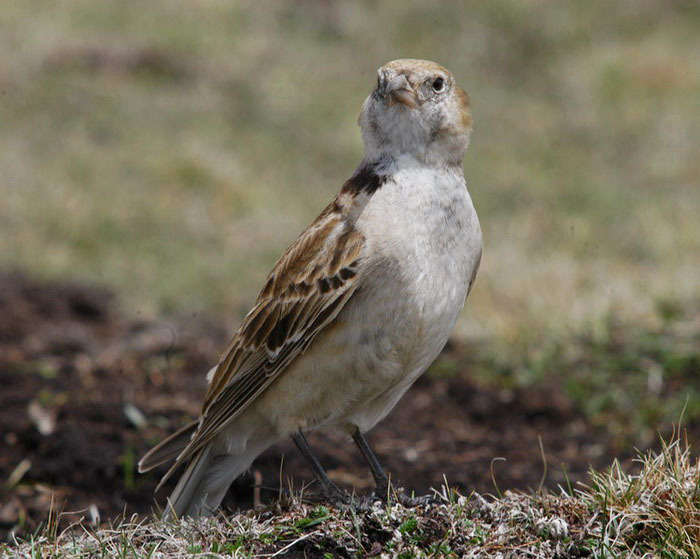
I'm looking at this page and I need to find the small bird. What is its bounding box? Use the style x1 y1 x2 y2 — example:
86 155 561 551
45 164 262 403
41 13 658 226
138 59 482 518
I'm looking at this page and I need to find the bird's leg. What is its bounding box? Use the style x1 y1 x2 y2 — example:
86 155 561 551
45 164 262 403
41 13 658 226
352 428 391 498
291 430 350 505
352 428 435 507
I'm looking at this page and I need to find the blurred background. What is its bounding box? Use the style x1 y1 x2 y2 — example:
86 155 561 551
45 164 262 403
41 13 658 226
1 0 698 536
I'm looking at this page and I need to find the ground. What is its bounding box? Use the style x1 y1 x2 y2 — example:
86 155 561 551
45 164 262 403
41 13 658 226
2 270 697 541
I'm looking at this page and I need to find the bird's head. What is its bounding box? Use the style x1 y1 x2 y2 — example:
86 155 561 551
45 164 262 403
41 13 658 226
359 59 473 168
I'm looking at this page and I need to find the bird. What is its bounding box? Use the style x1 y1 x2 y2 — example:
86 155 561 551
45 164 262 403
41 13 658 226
138 58 482 519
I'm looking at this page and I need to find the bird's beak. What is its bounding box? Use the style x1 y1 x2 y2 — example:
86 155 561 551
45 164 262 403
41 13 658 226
385 74 419 109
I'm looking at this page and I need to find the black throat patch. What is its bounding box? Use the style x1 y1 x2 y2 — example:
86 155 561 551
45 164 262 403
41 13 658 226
341 163 389 196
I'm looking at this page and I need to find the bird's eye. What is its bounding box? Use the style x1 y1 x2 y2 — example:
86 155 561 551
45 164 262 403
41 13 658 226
431 77 445 92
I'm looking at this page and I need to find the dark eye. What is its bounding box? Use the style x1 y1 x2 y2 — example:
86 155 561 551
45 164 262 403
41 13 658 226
431 77 445 92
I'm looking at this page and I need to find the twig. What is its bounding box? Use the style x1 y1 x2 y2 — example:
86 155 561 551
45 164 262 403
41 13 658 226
263 530 319 558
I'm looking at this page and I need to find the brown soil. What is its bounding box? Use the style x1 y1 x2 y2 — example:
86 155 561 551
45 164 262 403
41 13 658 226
0 270 666 539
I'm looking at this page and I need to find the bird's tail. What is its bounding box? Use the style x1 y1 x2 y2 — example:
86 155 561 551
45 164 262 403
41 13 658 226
138 389 276 519
138 420 198 474
162 437 275 520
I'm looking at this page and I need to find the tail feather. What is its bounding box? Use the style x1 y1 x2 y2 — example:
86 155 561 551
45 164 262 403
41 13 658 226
163 444 214 520
138 420 198 473
164 437 275 519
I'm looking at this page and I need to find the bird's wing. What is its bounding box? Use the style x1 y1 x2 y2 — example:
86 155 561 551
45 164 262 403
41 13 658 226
158 195 365 482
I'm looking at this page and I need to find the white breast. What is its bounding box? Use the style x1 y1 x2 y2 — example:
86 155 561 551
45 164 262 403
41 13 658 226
355 158 482 382
261 158 483 435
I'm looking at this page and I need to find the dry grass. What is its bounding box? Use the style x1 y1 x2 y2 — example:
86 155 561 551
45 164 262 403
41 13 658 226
3 434 697 558
582 432 700 558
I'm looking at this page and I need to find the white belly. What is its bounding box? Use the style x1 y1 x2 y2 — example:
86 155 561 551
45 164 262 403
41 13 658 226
338 163 482 430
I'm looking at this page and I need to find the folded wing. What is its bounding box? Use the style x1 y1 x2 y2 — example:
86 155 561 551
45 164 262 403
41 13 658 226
142 198 365 487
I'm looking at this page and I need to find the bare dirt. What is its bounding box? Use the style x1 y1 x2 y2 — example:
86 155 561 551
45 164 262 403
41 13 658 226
0 270 679 539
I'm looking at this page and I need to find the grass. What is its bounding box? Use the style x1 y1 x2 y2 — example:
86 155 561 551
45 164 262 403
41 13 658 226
584 434 700 557
0 1 698 337
3 435 697 558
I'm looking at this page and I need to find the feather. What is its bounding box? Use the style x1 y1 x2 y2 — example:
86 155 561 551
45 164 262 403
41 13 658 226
137 420 197 473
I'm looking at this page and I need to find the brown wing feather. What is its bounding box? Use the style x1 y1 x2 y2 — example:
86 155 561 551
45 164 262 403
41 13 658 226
204 202 362 406
158 196 365 481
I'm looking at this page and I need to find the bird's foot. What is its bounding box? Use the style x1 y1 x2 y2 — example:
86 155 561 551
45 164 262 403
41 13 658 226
301 482 357 509
373 481 439 508
394 492 440 507
325 486 354 508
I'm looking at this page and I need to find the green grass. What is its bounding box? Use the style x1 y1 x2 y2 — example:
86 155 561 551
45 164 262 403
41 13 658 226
0 1 697 338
